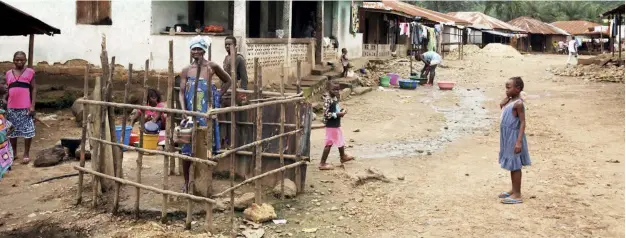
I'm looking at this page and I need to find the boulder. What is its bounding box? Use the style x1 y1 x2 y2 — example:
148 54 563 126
272 179 297 198
353 87 373 96
243 203 277 223
71 100 84 123
33 145 66 167
234 192 256 211
340 88 352 100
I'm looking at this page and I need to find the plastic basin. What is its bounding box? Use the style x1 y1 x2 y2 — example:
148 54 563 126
437 81 456 90
399 79 418 89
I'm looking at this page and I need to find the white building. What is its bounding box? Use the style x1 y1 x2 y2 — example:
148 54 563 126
0 0 362 81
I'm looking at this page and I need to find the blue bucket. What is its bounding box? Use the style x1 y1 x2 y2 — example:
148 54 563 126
115 125 132 150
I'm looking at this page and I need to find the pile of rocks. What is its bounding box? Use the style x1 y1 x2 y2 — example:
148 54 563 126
549 64 625 83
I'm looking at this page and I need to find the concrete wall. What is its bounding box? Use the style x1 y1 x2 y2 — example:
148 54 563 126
442 26 463 52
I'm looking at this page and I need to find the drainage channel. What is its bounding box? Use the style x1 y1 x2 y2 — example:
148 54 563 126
353 87 492 159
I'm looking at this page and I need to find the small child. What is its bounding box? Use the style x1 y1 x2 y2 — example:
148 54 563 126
0 109 14 181
498 76 531 204
319 82 354 170
130 88 166 130
340 48 350 77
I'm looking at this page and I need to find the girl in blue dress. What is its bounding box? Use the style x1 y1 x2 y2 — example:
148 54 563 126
179 36 232 193
498 77 531 204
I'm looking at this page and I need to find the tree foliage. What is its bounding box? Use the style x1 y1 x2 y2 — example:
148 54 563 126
408 1 623 23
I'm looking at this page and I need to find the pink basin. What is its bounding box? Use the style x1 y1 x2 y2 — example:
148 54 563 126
437 81 455 90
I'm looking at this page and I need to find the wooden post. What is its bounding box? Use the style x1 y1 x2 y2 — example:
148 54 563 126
294 61 302 192
76 64 90 205
186 54 203 230
92 74 102 208
254 59 263 204
135 60 149 219
113 63 132 214
27 34 34 68
162 40 174 224
279 60 286 200
229 44 237 238
205 40 215 233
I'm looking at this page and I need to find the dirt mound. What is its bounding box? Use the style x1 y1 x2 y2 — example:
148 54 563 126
549 64 625 83
445 44 481 58
479 43 522 58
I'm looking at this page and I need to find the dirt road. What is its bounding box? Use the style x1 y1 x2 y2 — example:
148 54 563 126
0 53 623 238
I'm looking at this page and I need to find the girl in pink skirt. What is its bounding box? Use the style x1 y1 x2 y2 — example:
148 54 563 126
319 82 354 170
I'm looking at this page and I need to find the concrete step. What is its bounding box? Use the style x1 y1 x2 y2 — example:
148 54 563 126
311 65 332 75
323 71 343 80
300 75 327 82
333 77 359 90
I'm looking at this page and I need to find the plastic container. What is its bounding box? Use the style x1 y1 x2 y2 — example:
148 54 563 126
410 76 427 85
387 73 400 86
115 126 132 150
379 76 391 87
399 79 418 89
142 133 159 150
437 81 456 90
129 133 139 146
158 130 166 143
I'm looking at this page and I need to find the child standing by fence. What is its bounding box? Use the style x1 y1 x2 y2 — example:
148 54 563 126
498 76 531 204
319 82 354 170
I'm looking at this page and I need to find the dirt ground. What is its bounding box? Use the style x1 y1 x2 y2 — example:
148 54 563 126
0 52 623 238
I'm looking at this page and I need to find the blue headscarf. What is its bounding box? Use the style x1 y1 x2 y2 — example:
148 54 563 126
189 35 210 51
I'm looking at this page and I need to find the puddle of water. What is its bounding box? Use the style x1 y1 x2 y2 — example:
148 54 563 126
354 88 492 159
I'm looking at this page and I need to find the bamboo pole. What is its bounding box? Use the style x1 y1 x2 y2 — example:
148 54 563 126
217 120 297 128
254 59 263 204
186 56 203 230
211 129 302 160
76 97 303 117
74 166 217 204
229 43 237 238
89 137 216 166
134 60 148 219
113 63 132 214
213 161 306 198
76 64 89 205
76 99 207 118
248 93 303 103
95 36 110 208
235 151 300 160
162 40 174 224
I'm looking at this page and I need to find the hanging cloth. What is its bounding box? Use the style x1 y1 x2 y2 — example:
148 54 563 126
427 28 436 52
400 23 410 36
411 22 421 45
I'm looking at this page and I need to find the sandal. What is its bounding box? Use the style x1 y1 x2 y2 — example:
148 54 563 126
318 164 334 170
340 155 355 164
21 157 30 165
501 197 523 204
498 192 511 199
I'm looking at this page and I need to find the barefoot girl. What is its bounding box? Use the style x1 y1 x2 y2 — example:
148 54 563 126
319 82 354 170
179 36 232 192
498 76 531 204
5 51 36 164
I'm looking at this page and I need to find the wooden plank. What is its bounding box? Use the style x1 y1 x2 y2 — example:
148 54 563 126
229 43 237 238
135 60 149 219
254 59 263 204
112 62 132 214
162 40 174 224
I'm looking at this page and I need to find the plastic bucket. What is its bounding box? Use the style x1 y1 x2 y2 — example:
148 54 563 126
142 133 159 150
387 73 400 86
129 133 139 146
158 131 166 143
380 76 391 87
115 126 132 150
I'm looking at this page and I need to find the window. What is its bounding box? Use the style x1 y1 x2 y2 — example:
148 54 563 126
76 0 112 25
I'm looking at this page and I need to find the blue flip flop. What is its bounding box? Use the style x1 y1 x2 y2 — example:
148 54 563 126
501 197 523 204
498 192 511 198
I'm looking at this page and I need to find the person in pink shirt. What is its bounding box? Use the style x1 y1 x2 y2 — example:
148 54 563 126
4 51 37 164
130 88 166 130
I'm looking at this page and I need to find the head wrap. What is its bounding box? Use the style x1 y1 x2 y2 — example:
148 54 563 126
189 35 211 52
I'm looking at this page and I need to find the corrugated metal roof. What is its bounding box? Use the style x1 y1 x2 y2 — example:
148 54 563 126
550 20 606 35
602 4 624 17
447 12 526 33
0 1 61 36
508 17 569 35
363 0 471 26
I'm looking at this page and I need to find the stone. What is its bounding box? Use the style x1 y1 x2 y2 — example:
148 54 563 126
272 179 297 198
352 87 373 95
71 100 84 124
33 145 66 167
241 228 265 238
75 148 92 161
340 88 352 100
243 203 277 223
234 192 256 211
